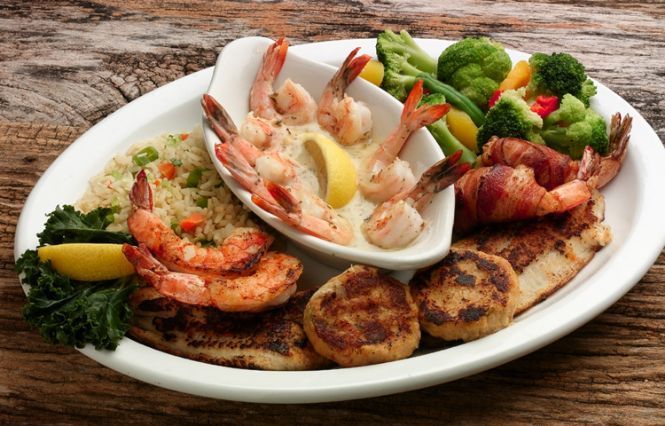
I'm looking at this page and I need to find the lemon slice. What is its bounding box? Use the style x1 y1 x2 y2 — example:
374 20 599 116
38 243 135 281
304 133 357 208
359 59 384 86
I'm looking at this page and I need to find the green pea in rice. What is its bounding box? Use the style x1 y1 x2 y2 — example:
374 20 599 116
77 126 255 245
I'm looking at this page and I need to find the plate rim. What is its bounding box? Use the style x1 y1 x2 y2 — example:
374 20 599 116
13 37 665 404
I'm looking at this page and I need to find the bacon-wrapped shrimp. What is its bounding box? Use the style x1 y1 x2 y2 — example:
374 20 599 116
480 113 631 190
454 147 600 233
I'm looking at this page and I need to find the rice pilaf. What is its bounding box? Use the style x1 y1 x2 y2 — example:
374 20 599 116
77 126 255 245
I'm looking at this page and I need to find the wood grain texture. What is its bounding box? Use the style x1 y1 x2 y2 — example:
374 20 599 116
1 0 664 423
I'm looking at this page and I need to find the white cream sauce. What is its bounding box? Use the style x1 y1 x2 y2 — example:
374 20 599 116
244 115 392 251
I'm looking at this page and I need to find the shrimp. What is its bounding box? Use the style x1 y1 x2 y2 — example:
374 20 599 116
360 80 450 203
252 181 354 245
454 147 601 234
364 151 470 249
127 169 273 274
203 94 354 245
317 47 373 145
249 38 317 125
123 244 300 312
204 93 299 186
481 113 632 190
239 113 286 150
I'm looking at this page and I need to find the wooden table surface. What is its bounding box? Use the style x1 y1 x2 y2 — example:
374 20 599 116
2 0 664 423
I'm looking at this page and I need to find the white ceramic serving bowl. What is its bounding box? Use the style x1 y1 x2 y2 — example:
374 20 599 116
202 36 454 271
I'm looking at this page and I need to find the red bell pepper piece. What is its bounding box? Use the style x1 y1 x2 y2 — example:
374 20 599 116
530 95 559 118
488 89 503 108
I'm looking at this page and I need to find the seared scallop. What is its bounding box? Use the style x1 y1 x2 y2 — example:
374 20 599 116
410 248 519 342
303 265 420 367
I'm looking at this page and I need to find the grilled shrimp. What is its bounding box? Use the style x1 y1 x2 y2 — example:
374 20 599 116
249 38 317 125
454 146 601 233
203 94 354 246
317 47 372 145
127 170 273 274
481 113 632 190
123 244 300 312
360 80 451 203
364 151 470 249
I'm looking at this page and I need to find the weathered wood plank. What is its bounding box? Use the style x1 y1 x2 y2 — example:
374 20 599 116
1 0 664 423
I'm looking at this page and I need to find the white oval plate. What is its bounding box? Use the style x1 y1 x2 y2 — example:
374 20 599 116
14 38 665 403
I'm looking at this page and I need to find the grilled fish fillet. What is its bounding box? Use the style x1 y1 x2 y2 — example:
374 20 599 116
129 287 331 370
410 248 520 341
455 190 611 314
303 265 420 367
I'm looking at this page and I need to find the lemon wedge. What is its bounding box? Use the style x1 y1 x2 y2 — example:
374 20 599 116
38 243 135 281
359 59 384 86
303 133 357 208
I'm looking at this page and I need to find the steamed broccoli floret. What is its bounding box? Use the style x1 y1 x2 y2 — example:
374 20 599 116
541 94 608 159
437 37 512 109
476 90 543 147
377 30 437 101
528 52 597 106
420 93 477 165
376 30 486 126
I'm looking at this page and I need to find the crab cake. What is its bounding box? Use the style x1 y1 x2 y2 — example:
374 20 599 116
410 248 519 342
303 265 420 367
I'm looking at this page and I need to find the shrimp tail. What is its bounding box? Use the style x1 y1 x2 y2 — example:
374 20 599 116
592 112 632 189
420 151 472 193
122 243 163 273
130 169 153 211
409 150 471 211
402 80 450 131
259 37 288 85
201 94 238 143
252 184 349 243
264 180 301 214
329 47 371 98
122 243 212 306
214 143 278 206
251 192 324 240
577 146 601 182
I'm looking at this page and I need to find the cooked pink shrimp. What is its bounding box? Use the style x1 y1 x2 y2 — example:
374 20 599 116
127 170 273 274
203 94 354 245
239 113 286 150
317 48 373 145
123 244 300 312
360 80 450 203
252 182 354 245
364 151 470 249
249 38 317 125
